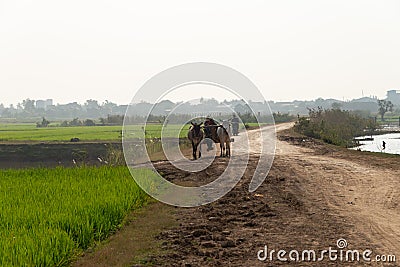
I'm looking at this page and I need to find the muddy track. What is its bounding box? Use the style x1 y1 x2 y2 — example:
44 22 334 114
149 124 399 266
74 124 400 266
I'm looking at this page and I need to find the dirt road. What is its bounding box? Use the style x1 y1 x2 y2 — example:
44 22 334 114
276 124 400 258
74 123 400 266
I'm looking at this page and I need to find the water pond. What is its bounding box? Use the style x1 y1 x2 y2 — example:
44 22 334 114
352 133 400 155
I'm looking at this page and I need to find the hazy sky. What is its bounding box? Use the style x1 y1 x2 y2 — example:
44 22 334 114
0 0 399 106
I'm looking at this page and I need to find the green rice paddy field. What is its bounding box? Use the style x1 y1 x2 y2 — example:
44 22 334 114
0 121 255 266
0 166 153 266
0 124 191 142
0 121 259 142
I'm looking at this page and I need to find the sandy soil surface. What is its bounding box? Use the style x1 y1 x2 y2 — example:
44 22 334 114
74 123 400 266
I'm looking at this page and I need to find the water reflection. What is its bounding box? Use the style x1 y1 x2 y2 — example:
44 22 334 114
353 133 400 155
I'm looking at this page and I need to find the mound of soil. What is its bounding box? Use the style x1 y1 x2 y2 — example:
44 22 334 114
149 155 365 266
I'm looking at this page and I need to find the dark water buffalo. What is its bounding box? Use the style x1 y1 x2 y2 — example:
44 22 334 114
204 118 233 157
217 124 231 157
188 122 203 160
203 118 220 143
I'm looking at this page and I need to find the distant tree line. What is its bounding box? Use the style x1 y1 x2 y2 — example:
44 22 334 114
56 115 124 127
60 118 96 127
0 99 125 120
2 97 399 122
36 111 294 128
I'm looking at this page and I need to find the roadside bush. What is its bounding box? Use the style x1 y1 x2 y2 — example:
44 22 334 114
99 115 124 125
294 107 379 147
105 143 125 166
84 119 96 126
36 117 50 128
273 112 296 123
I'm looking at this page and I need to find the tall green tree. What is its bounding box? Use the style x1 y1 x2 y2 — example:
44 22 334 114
21 99 36 111
377 100 393 121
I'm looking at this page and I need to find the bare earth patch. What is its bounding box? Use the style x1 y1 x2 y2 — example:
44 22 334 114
72 201 177 267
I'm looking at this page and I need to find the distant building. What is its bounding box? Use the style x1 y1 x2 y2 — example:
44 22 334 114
351 96 377 103
113 105 128 115
35 99 53 110
342 102 378 113
387 90 400 105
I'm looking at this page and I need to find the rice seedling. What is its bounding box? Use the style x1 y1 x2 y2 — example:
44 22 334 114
0 166 153 266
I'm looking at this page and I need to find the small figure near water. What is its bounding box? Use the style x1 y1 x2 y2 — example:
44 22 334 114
382 141 386 150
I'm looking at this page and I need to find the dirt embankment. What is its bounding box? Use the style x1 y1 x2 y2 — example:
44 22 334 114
0 142 121 168
74 124 400 266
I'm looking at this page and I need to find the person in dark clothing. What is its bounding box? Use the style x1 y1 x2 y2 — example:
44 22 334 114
204 117 216 151
382 141 386 150
231 114 239 136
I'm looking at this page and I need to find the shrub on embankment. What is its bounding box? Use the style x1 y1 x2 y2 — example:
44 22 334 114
294 107 378 147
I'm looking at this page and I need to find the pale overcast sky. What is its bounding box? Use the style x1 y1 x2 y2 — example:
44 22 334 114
0 0 399 106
